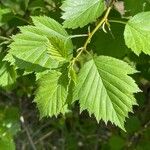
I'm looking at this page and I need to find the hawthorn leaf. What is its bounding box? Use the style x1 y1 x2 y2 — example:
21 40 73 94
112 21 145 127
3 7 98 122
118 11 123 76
31 16 73 59
5 16 73 72
61 0 105 29
4 29 57 72
34 70 69 118
74 56 140 130
124 12 150 55
0 56 16 87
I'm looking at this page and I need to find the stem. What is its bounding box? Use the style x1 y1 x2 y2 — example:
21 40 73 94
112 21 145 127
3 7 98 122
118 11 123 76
69 34 88 39
74 47 85 61
64 34 88 51
83 6 112 49
72 0 115 64
109 19 127 25
14 16 31 24
34 131 53 144
20 116 37 150
0 36 10 41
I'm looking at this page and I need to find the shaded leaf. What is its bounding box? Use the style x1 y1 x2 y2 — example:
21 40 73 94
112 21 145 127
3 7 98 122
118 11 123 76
35 70 69 118
0 56 16 88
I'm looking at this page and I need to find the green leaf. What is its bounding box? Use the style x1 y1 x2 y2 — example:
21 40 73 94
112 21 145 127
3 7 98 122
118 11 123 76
31 16 73 59
74 56 140 130
124 12 150 55
61 0 105 29
0 56 16 88
34 70 69 118
5 16 73 72
68 64 77 85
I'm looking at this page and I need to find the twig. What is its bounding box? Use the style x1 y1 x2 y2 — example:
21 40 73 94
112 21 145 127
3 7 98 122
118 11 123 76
127 120 150 148
109 19 127 25
83 6 112 50
0 36 10 41
0 90 14 101
32 121 52 138
69 34 88 39
34 131 54 145
72 0 115 64
14 16 31 25
20 116 37 150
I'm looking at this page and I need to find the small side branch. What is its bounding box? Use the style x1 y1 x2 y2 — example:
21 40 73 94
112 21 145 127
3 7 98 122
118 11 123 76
20 116 37 150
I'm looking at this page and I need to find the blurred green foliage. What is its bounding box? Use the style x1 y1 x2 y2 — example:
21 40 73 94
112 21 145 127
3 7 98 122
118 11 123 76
0 106 20 150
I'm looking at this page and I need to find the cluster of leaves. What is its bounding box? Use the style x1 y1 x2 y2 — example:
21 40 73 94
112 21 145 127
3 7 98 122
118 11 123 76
1 0 150 135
